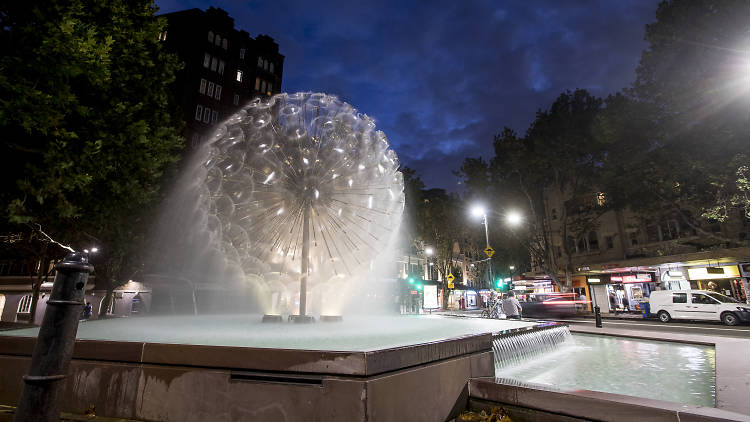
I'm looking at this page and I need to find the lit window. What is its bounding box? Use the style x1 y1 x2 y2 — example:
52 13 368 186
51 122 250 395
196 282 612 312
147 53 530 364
211 110 218 123
215 34 221 47
240 48 246 59
233 94 239 105
261 80 266 93
218 60 225 75
203 107 210 123
199 78 207 94
208 31 214 43
257 57 263 67
269 62 274 73
236 70 243 82
263 59 268 70
195 104 203 120
207 82 214 97
215 85 222 100
211 57 217 72
255 77 260 90
596 192 606 206
222 38 227 49
203 53 210 68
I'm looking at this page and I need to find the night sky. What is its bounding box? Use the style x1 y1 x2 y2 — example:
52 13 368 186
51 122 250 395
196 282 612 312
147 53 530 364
155 0 660 190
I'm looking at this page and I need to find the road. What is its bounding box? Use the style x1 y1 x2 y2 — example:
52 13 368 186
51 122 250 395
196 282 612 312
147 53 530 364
538 316 750 339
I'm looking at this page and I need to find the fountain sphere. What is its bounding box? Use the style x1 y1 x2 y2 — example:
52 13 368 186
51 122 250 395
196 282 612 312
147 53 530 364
196 92 404 315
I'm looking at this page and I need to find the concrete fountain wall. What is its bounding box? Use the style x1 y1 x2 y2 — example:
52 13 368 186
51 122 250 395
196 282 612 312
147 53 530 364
0 323 561 421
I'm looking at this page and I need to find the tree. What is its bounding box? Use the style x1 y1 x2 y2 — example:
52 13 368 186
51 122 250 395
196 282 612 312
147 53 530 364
490 90 608 291
0 0 184 320
419 188 464 309
455 155 531 285
629 0 750 226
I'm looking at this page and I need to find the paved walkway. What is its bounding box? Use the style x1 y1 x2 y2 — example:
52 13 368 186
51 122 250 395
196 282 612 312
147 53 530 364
0 405 144 422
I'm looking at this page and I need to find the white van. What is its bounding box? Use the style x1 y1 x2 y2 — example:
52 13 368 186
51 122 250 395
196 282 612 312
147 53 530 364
649 290 750 326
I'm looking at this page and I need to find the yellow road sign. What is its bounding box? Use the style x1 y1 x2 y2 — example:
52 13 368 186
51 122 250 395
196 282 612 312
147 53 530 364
446 273 455 282
484 246 495 258
448 282 455 289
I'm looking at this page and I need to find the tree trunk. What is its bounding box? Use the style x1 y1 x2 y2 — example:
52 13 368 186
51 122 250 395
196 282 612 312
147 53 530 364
99 287 114 318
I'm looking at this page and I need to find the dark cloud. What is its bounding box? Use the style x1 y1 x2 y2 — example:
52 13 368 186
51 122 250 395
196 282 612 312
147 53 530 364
157 0 659 189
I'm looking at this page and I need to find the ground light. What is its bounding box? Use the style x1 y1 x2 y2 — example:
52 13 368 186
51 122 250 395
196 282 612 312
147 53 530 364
261 314 283 323
320 315 343 322
290 315 316 324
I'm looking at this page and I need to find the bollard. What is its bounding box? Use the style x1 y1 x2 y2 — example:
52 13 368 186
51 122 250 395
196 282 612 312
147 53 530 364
15 252 93 422
594 305 603 328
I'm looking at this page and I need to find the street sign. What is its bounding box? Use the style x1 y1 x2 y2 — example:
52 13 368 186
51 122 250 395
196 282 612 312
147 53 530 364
448 282 455 289
446 273 455 282
484 246 495 258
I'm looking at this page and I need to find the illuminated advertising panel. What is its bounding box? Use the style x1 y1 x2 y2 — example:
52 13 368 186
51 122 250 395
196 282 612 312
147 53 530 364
423 285 439 309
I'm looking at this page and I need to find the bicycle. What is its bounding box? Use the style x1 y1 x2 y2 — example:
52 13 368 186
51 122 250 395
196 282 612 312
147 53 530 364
480 300 502 319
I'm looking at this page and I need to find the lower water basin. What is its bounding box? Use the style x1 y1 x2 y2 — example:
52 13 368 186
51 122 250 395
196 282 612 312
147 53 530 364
495 333 716 407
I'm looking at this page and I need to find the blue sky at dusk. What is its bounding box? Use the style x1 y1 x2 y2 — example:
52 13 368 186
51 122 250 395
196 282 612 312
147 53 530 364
155 0 660 189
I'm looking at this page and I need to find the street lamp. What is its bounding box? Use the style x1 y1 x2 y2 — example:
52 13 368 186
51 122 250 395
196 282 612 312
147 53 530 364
471 204 492 288
425 247 433 280
506 211 523 226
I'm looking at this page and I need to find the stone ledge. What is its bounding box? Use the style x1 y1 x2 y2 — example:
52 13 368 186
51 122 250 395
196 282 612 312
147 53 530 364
468 378 750 422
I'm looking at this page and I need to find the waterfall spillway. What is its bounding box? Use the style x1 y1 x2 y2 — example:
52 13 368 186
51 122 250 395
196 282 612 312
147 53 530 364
492 325 572 369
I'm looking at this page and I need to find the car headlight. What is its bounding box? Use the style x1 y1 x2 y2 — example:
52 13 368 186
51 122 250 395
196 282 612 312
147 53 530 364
736 307 750 312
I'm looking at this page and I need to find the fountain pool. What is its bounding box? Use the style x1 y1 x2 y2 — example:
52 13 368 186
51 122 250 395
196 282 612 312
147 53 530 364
495 333 716 407
1 314 534 351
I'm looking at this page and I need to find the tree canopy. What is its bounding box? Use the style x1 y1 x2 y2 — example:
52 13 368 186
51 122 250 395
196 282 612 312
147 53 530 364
0 0 184 290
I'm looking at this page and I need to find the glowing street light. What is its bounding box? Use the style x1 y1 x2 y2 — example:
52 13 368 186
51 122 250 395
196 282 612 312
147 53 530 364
471 203 492 288
425 247 433 256
506 211 523 226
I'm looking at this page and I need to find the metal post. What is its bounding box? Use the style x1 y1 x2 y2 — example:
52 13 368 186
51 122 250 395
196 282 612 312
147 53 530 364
595 305 603 328
484 214 492 288
15 252 93 422
299 202 310 317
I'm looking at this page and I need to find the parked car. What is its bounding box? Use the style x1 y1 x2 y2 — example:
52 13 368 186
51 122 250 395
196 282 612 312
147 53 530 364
649 290 750 326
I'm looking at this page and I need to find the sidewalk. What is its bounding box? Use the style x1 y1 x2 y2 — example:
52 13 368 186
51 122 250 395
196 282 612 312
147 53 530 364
430 308 656 321
0 405 144 422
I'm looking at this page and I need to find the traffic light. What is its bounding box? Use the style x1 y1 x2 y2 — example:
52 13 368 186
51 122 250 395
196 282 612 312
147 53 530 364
416 283 423 290
408 276 415 284
496 279 505 290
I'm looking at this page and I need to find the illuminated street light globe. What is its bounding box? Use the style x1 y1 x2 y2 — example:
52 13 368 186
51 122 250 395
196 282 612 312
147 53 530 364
200 92 405 287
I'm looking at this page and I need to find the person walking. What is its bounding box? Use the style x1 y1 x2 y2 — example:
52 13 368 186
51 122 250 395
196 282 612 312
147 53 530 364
501 291 523 319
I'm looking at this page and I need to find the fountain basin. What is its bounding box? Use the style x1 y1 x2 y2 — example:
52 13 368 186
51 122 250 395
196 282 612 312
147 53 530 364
0 315 540 421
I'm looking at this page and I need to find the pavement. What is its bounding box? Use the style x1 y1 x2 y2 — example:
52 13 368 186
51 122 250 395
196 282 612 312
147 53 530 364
431 308 750 339
0 405 144 422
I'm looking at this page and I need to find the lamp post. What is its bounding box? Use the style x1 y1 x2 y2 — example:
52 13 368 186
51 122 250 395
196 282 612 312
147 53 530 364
471 205 492 289
425 247 433 280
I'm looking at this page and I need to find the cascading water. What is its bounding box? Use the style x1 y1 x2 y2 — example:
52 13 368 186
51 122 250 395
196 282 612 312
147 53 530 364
492 325 572 370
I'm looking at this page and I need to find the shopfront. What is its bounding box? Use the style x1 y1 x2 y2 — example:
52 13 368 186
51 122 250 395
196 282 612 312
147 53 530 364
741 263 750 304
687 265 746 303
572 276 592 311
589 273 656 313
657 268 690 290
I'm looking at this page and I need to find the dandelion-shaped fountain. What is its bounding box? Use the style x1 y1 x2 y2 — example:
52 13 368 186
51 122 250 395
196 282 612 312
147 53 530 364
198 92 404 321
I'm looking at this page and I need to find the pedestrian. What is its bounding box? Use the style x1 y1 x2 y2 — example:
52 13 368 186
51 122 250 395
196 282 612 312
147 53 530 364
501 291 523 320
83 301 92 319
